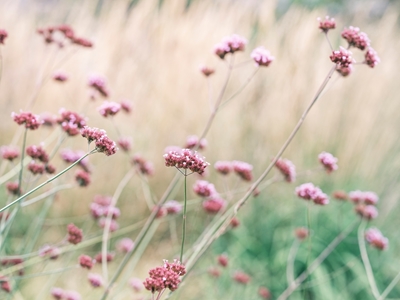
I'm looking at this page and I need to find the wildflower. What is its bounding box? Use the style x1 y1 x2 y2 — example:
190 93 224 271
143 260 186 293
185 135 207 150
164 200 182 215
63 290 81 300
217 254 228 267
202 196 226 214
116 238 135 253
129 278 143 292
318 16 336 33
120 100 132 113
88 273 103 287
39 245 61 259
72 37 93 48
208 267 221 278
336 64 353 77
1 146 19 161
355 204 378 220
365 48 380 68
233 271 251 284
51 287 64 299
67 223 83 245
98 101 121 117
251 46 274 67
294 227 309 240
275 158 296 183
200 66 215 77
98 218 119 232
214 161 233 175
232 160 253 181
103 206 121 219
94 252 114 263
214 34 247 59
0 276 11 293
26 145 49 163
88 75 109 98
75 170 91 187
259 287 271 299
117 137 132 152
164 148 209 175
79 255 93 269
318 152 338 173
364 192 379 205
28 162 45 175
12 111 42 130
365 227 388 250
95 135 118 156
0 29 8 44
341 26 370 50
53 71 68 82
132 154 154 175
41 113 57 127
230 217 240 228
349 190 378 205
193 180 217 197
57 109 86 136
295 183 329 205
6 181 21 195
153 205 168 218
333 190 348 201
60 149 90 172
45 164 56 174
330 47 353 67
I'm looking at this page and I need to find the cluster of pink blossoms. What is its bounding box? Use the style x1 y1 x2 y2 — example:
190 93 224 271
26 145 49 163
37 24 92 48
51 287 81 300
233 271 251 284
275 158 296 183
232 160 253 181
6 182 21 195
116 238 135 253
185 135 207 150
60 149 91 172
98 101 121 117
214 161 233 175
67 223 83 245
88 75 109 98
75 170 91 187
88 273 103 288
143 260 186 293
214 34 247 59
132 154 154 176
349 190 379 205
1 146 19 161
80 126 117 156
365 228 388 250
251 46 275 67
294 227 309 240
117 137 132 152
200 66 215 77
0 29 8 44
193 180 226 214
39 245 61 259
164 148 209 175
79 254 93 269
318 151 338 173
296 183 329 205
57 109 86 136
12 111 42 130
318 16 336 32
341 26 370 50
193 180 217 197
89 195 120 231
330 47 354 67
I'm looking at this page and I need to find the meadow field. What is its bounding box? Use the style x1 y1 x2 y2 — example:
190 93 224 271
0 0 399 299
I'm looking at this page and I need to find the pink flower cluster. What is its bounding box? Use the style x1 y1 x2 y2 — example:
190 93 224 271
143 260 186 293
67 223 83 245
233 271 251 284
275 158 296 183
57 109 86 136
217 254 228 267
365 228 388 250
1 146 19 161
60 149 91 172
12 111 42 130
202 195 227 214
365 48 380 68
53 71 68 82
81 126 117 156
193 180 217 197
294 227 309 240
98 101 121 117
79 254 93 269
6 182 21 195
163 200 182 215
75 170 91 187
232 160 253 181
349 190 378 205
0 29 8 44
28 162 45 175
90 195 120 231
117 137 132 152
120 100 132 113
330 47 353 67
185 135 207 150
37 24 92 49
318 151 338 173
355 204 378 220
214 161 233 175
200 66 215 77
39 245 61 259
341 26 370 50
295 183 329 205
336 64 353 77
318 16 336 32
26 145 49 163
88 75 109 98
116 238 135 253
214 34 247 59
88 273 103 287
164 148 209 175
51 288 81 300
132 154 154 176
251 46 275 67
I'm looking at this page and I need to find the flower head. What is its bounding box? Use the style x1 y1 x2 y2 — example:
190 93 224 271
88 75 109 97
117 137 132 152
53 71 68 82
1 146 19 161
88 273 103 287
132 154 154 176
296 183 329 205
26 145 49 163
164 200 182 215
217 254 228 267
259 287 272 299
164 148 209 175
318 151 338 173
193 180 217 197
275 158 296 182
12 111 42 130
233 271 251 284
330 47 353 67
28 162 45 175
67 223 83 245
295 227 309 240
355 204 378 220
143 260 186 293
318 16 336 33
214 34 247 59
251 46 274 67
57 109 86 136
79 255 93 269
214 161 233 175
98 101 121 117
200 66 215 77
202 196 227 214
365 228 388 250
116 238 135 253
336 64 353 77
120 100 132 113
341 26 370 50
75 170 91 187
232 160 253 181
365 48 380 68
0 29 8 44
185 135 207 150
129 278 143 292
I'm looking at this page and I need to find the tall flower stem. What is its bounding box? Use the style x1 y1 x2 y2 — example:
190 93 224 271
0 149 97 213
180 170 188 262
358 220 380 299
378 271 400 300
17 128 28 198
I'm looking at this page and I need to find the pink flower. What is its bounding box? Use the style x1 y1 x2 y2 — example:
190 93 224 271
98 101 121 117
64 290 81 300
98 218 119 232
51 287 64 299
214 161 233 175
295 227 309 240
129 277 143 292
217 254 228 267
27 162 45 175
193 180 217 197
120 100 132 113
94 252 114 263
336 64 353 77
365 48 380 68
233 271 251 284
355 204 378 220
39 245 61 259
116 238 135 253
365 227 388 250
275 158 296 183
53 71 68 82
94 134 118 156
80 126 106 144
251 46 274 67
259 286 272 299
330 47 353 67
164 148 209 175
6 182 21 195
349 190 378 205
232 160 253 181
88 273 103 287
1 146 19 161
332 190 348 201
79 255 93 269
200 66 215 77
12 111 42 130
60 149 91 172
341 26 370 50
230 217 240 228
26 145 49 163
208 267 221 278
88 75 109 98
318 151 338 173
41 113 57 127
57 109 86 136
117 137 132 152
132 154 154 176
75 170 91 187
67 223 83 245
143 260 186 293
0 29 8 44
214 34 247 59
318 16 336 33
295 183 329 205
202 196 226 214
164 200 182 215
185 135 207 150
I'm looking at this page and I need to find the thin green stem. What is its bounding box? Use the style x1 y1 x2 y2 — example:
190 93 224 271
0 149 97 213
17 128 28 198
286 239 300 285
378 270 400 300
180 171 188 262
358 220 380 299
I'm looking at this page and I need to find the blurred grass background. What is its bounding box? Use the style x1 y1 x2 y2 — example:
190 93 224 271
0 0 400 299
